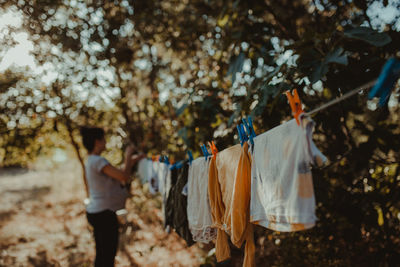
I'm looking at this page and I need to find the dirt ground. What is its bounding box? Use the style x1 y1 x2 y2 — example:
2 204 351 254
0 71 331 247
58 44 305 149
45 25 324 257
0 160 209 267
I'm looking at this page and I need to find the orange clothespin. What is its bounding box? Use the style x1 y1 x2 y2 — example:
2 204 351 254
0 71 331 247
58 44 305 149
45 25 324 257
285 89 304 125
208 141 218 160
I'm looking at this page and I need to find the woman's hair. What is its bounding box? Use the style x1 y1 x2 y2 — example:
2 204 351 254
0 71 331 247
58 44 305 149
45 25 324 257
80 126 105 152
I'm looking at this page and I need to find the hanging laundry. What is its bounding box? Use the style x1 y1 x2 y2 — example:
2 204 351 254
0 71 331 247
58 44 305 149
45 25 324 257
147 159 170 194
148 160 160 194
250 116 326 232
208 144 255 267
165 166 179 228
154 160 172 226
157 161 171 199
136 158 152 184
187 157 217 244
164 161 195 246
231 142 255 266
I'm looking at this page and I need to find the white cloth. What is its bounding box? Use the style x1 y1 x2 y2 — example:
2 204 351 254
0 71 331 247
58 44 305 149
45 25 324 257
187 157 217 243
148 161 171 198
137 158 151 184
84 155 129 213
159 162 171 226
147 160 171 225
148 161 159 194
250 116 326 232
158 162 171 199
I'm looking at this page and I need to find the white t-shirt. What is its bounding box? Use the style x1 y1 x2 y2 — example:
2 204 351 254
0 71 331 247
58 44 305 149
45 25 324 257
148 161 171 195
85 155 129 213
137 158 151 184
146 160 171 225
187 157 217 243
250 117 326 232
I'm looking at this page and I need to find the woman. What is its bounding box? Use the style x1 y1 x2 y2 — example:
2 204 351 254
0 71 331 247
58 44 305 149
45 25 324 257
80 126 144 267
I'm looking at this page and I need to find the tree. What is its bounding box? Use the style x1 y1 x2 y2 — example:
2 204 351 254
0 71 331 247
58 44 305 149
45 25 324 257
1 0 399 264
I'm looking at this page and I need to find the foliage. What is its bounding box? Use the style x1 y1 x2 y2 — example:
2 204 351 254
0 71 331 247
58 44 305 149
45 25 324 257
1 0 400 265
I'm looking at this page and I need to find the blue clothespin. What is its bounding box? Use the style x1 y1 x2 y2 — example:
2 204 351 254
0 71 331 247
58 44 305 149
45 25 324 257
164 156 170 165
242 117 256 145
240 124 248 142
201 144 209 160
169 163 176 170
247 116 256 138
176 161 183 169
242 119 252 145
237 124 244 145
205 144 210 159
200 144 206 158
187 150 193 164
368 58 400 107
169 160 183 170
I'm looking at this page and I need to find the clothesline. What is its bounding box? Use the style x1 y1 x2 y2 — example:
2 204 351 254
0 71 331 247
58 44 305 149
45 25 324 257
305 79 377 116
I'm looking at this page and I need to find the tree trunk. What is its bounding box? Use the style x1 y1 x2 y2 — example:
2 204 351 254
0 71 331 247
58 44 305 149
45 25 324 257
64 118 89 198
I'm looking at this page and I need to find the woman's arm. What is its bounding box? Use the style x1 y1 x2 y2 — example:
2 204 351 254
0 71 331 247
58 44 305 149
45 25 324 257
130 153 146 166
101 145 136 184
102 164 130 184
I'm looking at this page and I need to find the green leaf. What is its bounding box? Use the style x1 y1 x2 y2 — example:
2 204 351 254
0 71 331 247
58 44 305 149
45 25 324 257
301 47 348 83
227 52 245 84
344 27 392 47
232 0 241 9
325 47 348 65
263 65 281 83
178 127 188 144
251 84 278 116
218 14 230 27
228 113 236 127
310 63 329 84
228 104 241 126
375 206 384 226
175 103 188 116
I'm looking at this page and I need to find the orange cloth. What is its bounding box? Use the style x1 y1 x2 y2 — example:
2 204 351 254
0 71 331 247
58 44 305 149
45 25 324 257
208 143 255 267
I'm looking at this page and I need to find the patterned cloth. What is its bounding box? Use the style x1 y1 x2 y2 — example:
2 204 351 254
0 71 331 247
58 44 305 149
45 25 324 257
187 157 217 243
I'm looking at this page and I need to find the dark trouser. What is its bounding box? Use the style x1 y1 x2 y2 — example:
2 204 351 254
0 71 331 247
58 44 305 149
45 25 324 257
86 210 119 267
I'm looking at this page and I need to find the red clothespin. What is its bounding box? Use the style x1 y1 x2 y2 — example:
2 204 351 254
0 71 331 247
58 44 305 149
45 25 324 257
208 141 218 160
285 89 304 125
